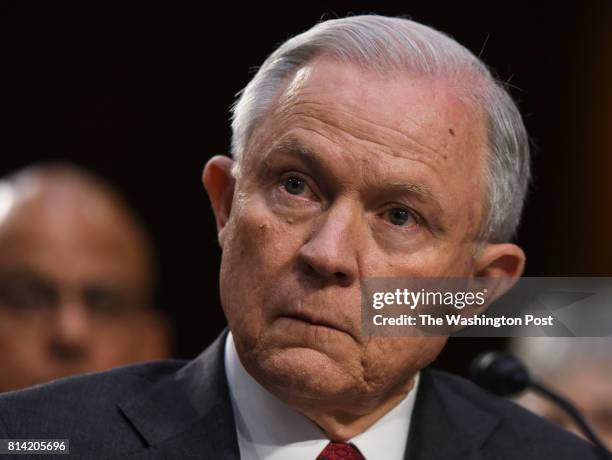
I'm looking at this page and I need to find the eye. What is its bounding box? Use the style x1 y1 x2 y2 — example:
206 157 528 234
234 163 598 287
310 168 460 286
274 172 319 207
0 276 57 313
385 207 418 227
282 175 307 195
84 287 125 317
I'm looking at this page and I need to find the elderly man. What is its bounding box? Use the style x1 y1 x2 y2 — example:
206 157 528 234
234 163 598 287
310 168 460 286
0 164 169 393
0 15 599 460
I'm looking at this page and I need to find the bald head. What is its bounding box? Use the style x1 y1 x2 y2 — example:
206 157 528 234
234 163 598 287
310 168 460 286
0 164 169 393
0 165 154 301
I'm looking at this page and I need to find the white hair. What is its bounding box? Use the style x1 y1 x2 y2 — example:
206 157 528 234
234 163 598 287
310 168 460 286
512 337 612 381
230 15 530 243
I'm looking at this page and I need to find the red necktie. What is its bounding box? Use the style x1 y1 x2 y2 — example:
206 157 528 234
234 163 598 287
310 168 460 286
316 442 366 460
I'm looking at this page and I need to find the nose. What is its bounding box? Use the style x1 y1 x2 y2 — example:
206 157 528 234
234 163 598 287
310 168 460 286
298 200 360 287
49 300 89 363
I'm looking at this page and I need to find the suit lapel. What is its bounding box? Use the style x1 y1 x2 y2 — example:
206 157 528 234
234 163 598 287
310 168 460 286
405 369 499 460
118 333 501 460
118 330 240 460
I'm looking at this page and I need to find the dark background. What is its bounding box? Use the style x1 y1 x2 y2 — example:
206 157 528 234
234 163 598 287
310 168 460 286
1 1 611 376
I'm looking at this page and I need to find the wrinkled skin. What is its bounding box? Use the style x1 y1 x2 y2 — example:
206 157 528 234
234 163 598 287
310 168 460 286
204 56 525 439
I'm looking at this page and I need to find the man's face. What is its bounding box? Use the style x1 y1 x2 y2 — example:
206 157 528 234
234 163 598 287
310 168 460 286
0 183 166 392
214 57 491 411
520 368 612 449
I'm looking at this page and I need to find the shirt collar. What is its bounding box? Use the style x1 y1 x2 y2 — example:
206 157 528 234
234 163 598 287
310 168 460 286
224 331 419 460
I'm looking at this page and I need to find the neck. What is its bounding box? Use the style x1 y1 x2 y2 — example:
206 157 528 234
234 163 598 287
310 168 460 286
295 376 416 441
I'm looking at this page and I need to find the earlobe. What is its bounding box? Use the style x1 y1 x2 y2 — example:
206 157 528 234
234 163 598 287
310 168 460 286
202 155 236 243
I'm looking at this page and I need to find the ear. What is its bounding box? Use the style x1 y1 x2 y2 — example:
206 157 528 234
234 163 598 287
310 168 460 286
202 155 235 244
473 243 526 303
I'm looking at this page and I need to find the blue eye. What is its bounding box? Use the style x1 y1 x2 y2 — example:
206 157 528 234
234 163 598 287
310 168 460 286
283 176 306 195
387 207 416 226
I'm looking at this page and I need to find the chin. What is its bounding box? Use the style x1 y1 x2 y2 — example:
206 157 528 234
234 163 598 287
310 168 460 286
249 346 363 405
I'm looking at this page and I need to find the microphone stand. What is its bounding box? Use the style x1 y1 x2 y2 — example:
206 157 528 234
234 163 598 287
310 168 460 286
530 381 605 453
470 351 611 460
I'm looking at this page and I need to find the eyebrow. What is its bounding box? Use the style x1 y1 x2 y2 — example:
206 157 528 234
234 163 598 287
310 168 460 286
263 137 320 170
263 136 443 210
260 137 332 189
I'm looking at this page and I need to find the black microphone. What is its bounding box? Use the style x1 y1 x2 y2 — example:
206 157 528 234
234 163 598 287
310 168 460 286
470 351 611 459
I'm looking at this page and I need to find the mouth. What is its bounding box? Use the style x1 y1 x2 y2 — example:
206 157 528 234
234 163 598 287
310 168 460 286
279 310 354 339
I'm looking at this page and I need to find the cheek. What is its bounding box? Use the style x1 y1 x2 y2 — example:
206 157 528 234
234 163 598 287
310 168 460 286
364 248 473 278
362 337 447 384
218 200 305 343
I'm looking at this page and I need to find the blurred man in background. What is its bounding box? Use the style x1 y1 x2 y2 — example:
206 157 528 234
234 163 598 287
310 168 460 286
511 337 612 450
0 163 170 393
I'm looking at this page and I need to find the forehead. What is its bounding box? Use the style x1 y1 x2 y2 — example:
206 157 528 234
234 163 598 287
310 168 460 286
252 56 487 168
282 58 473 143
0 186 148 285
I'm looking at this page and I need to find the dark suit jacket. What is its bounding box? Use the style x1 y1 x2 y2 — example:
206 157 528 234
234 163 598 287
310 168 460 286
0 330 601 459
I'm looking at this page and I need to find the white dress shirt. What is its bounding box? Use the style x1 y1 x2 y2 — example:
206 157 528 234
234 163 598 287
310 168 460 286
224 332 419 460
